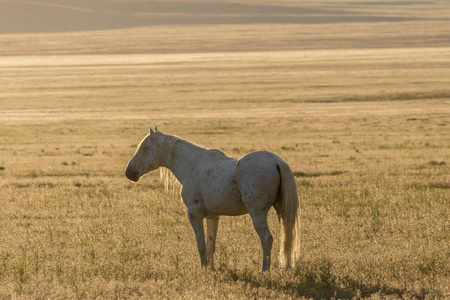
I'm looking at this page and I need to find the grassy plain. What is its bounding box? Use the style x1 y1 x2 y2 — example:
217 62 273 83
1 1 450 299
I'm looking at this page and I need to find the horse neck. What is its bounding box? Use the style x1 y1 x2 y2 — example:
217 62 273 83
160 134 205 184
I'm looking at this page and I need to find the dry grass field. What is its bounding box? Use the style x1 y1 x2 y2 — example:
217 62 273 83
1 0 450 299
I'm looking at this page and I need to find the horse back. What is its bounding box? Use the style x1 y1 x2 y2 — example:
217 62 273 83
194 150 246 216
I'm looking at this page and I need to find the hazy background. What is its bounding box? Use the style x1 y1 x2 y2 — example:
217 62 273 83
2 0 446 34
1 0 450 55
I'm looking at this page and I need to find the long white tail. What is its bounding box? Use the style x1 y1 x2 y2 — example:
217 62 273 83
277 162 301 268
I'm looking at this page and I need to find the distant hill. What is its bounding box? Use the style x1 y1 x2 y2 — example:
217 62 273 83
0 0 429 34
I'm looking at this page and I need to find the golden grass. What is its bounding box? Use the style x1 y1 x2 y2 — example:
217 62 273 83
1 3 450 297
1 49 448 298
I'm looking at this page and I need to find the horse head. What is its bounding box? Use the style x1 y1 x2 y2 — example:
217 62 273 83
125 126 163 182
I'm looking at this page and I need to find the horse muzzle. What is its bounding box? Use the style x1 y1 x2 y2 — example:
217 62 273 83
125 162 140 182
125 168 139 182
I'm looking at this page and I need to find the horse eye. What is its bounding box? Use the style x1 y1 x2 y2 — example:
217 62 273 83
142 141 153 153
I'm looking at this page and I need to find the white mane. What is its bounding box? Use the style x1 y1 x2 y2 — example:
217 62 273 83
159 167 181 195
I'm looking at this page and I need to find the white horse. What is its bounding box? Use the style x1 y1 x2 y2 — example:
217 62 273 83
126 127 300 272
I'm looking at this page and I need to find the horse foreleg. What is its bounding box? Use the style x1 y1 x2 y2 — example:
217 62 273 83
251 214 273 272
206 216 219 270
188 213 207 267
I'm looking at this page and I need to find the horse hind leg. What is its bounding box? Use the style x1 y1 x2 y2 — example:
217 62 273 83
250 213 273 272
236 153 280 271
206 216 219 270
241 185 277 272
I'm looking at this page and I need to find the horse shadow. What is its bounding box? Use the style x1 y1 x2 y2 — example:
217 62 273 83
222 267 411 299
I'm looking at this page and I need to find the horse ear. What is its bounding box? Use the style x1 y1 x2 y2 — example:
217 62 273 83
155 126 158 132
150 126 154 135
